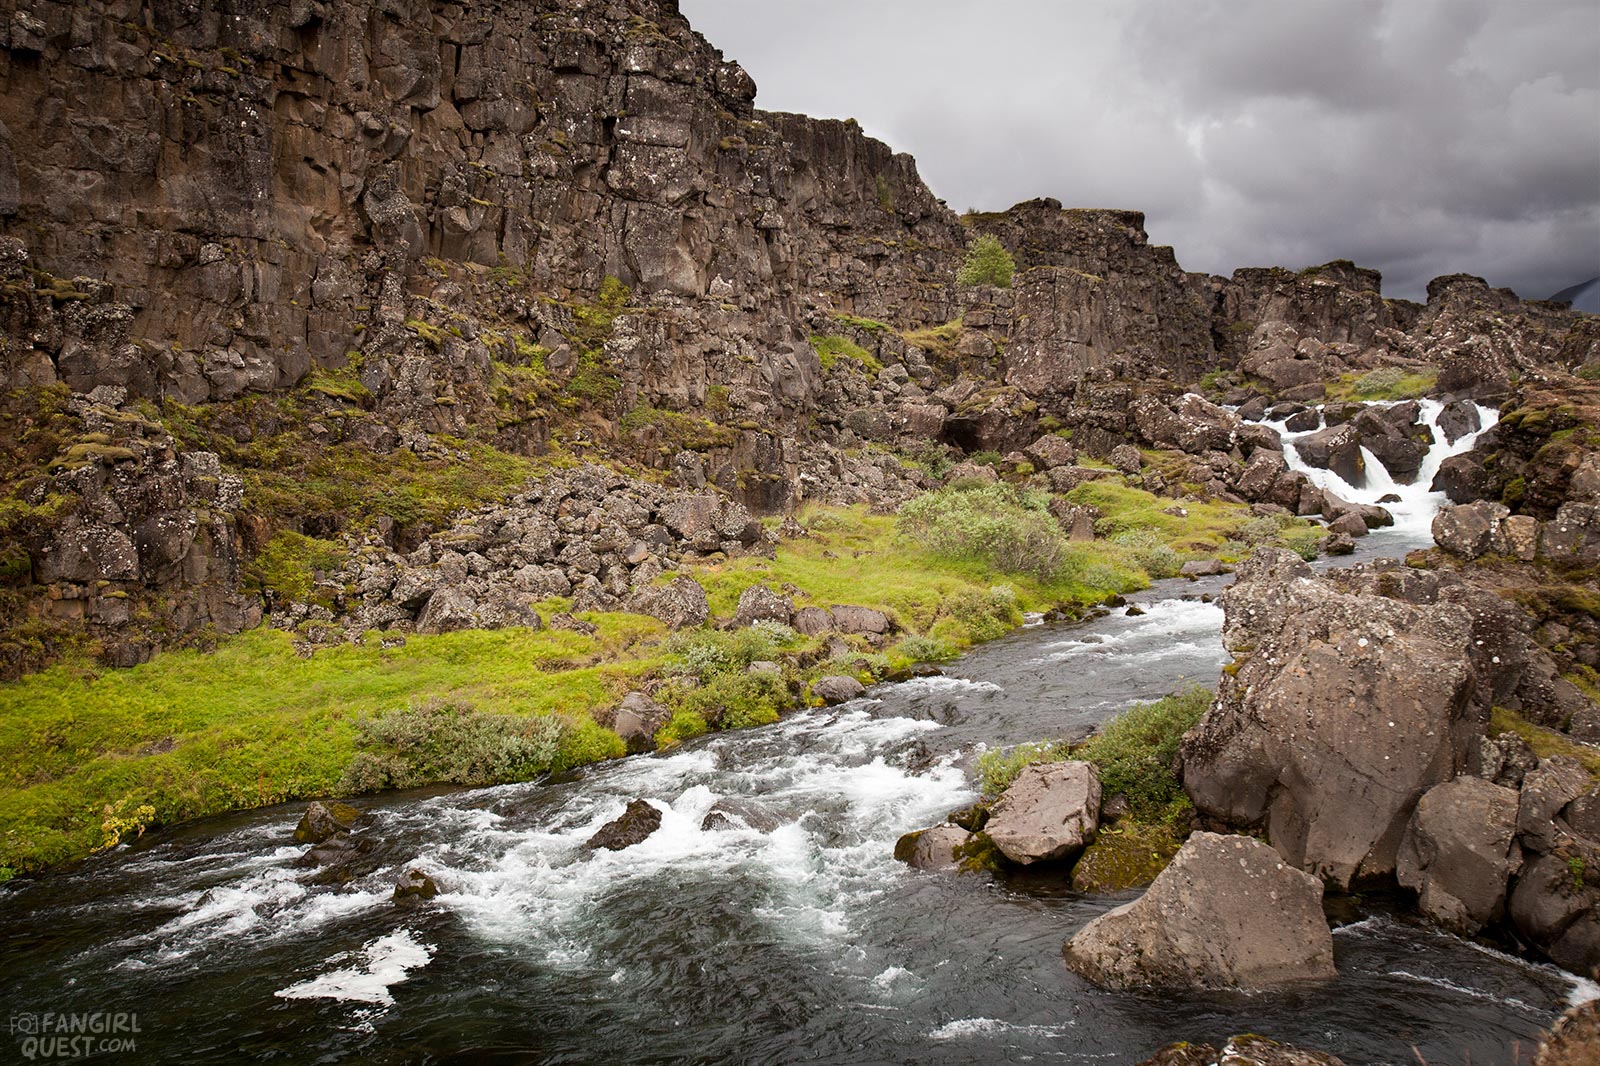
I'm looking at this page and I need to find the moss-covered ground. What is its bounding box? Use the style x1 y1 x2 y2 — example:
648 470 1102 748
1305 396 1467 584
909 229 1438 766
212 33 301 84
0 474 1284 876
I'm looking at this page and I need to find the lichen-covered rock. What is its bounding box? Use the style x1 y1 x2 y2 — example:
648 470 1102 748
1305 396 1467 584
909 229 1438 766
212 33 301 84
1063 832 1336 990
1433 500 1512 559
830 605 890 636
984 761 1100 865
734 584 793 627
1395 776 1522 934
628 576 710 629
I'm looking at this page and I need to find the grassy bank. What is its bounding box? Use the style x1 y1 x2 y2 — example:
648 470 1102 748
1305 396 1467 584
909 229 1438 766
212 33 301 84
0 479 1300 876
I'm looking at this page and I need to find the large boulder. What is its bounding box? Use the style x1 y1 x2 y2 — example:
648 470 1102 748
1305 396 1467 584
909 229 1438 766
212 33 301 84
1542 502 1600 568
1062 833 1336 990
609 692 672 753
811 675 866 704
1181 549 1478 890
1510 851 1600 974
1436 400 1483 445
1395 776 1522 934
830 604 890 636
1431 453 1494 503
983 761 1100 865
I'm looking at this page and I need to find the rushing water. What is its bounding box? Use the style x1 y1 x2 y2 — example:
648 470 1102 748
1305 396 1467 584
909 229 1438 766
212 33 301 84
2 399 1586 1066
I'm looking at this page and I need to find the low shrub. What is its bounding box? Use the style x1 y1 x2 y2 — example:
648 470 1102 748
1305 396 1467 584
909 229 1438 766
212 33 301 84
895 633 958 663
976 740 1069 795
338 698 579 792
1109 528 1183 579
1077 686 1212 823
898 483 1067 580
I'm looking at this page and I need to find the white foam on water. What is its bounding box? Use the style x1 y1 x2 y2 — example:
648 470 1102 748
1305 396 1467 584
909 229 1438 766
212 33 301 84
425 708 975 970
1384 971 1540 1015
1252 399 1500 542
275 931 432 1006
893 675 1003 696
928 1017 1077 1041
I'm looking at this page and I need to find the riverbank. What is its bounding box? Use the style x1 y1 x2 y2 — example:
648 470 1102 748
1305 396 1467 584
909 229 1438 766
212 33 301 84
0 479 1309 876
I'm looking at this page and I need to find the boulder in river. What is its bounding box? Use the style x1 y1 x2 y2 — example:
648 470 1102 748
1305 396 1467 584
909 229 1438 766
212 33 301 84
893 825 974 871
1063 832 1336 990
1294 423 1365 487
586 799 663 851
393 868 439 904
293 800 366 844
983 761 1100 865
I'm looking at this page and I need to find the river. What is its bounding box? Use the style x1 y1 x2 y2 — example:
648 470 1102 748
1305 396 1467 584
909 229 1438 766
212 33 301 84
3 399 1590 1065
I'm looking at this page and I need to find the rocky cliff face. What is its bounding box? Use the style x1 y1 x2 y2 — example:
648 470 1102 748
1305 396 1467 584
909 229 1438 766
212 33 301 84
0 0 1596 674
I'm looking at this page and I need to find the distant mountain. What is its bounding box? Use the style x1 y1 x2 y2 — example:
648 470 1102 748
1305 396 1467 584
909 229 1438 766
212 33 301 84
1549 276 1600 313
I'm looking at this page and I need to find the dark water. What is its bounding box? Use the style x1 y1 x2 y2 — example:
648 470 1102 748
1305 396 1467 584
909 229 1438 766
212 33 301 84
1 569 1587 1066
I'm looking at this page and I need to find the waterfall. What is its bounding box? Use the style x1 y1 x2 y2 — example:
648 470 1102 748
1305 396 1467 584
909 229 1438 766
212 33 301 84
1247 399 1501 541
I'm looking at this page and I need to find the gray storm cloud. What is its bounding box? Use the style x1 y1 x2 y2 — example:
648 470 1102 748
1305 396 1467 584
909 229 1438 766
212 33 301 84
679 0 1600 302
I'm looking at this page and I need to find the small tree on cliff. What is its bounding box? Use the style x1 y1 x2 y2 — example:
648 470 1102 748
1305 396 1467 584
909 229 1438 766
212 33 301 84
957 233 1016 288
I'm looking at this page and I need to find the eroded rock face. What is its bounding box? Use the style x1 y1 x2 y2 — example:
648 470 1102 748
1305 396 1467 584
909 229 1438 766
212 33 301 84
983 761 1100 865
1395 776 1522 934
1181 549 1478 890
1063 833 1335 990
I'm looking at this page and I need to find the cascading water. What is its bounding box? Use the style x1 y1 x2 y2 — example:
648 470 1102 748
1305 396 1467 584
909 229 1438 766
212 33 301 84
1250 398 1502 541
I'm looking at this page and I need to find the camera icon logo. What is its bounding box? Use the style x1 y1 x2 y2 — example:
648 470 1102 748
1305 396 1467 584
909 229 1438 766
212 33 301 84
9 1013 39 1035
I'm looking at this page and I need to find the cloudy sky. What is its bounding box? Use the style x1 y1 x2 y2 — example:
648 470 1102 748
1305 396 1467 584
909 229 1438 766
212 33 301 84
679 0 1600 303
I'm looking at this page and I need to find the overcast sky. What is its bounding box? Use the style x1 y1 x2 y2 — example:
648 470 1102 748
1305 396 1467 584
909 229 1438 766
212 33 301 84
679 0 1600 303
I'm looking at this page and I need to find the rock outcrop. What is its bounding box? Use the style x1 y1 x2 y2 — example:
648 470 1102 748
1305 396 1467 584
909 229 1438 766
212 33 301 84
1181 549 1479 890
1062 832 1335 990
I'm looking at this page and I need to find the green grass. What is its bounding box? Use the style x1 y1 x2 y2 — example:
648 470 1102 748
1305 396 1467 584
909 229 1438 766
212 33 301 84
1325 367 1438 401
810 334 882 375
0 616 662 872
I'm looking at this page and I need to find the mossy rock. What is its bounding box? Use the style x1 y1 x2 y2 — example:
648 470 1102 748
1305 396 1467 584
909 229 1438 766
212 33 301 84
953 830 1007 874
1069 821 1185 892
